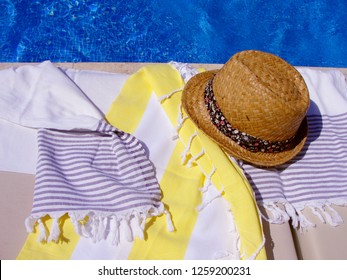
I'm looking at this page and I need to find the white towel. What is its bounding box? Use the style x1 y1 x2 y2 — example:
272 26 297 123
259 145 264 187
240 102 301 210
0 61 102 130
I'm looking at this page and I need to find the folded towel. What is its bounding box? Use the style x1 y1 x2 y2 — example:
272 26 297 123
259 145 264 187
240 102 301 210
241 68 347 228
25 120 168 244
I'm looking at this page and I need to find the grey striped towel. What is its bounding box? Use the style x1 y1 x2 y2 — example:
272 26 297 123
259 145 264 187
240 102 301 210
240 68 347 229
25 120 172 244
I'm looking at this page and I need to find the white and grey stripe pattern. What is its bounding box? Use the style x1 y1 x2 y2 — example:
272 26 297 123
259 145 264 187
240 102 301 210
241 113 347 227
27 120 163 243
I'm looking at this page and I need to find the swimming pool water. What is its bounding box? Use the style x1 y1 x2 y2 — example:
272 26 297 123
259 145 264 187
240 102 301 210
1 0 347 67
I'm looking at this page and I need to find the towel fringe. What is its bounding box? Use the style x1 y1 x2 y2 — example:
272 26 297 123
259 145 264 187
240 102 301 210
214 208 242 260
88 215 99 242
172 117 188 140
262 200 345 230
96 216 106 242
180 132 198 165
47 217 61 242
70 214 89 238
37 219 48 242
175 103 188 131
308 205 325 223
130 212 145 240
164 210 175 232
122 217 134 242
246 233 266 260
196 185 225 212
108 216 120 245
284 203 300 228
297 210 316 230
172 103 188 140
262 202 290 224
187 148 205 168
25 217 36 233
325 204 344 224
200 166 217 193
169 61 199 83
158 88 183 103
308 204 344 227
26 204 174 245
213 250 240 260
262 201 315 230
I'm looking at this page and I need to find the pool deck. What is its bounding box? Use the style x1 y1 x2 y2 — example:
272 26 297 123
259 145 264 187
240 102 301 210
2 62 347 76
0 62 222 73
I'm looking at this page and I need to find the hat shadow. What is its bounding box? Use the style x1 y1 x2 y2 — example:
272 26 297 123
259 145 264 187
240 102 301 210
284 99 322 166
242 99 323 200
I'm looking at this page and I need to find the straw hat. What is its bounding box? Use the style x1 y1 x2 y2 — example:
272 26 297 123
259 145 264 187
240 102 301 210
182 50 310 167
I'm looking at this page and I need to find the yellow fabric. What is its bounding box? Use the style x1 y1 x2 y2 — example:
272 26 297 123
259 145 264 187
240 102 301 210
129 142 202 259
17 214 79 260
107 64 266 259
107 65 203 259
106 67 153 134
198 132 265 258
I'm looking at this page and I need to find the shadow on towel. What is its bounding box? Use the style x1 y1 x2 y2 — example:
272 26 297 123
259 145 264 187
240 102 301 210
293 99 323 162
242 100 323 203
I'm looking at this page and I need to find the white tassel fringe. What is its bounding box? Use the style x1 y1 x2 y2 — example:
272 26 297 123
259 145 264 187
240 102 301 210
26 204 174 246
158 88 183 103
262 200 345 231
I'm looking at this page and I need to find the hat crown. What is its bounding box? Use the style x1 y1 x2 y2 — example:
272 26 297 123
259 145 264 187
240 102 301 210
213 50 310 142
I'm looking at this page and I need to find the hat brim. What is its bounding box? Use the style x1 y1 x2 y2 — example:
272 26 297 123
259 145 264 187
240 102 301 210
182 70 308 167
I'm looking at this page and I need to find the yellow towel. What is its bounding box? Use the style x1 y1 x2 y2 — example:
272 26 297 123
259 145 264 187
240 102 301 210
106 64 266 259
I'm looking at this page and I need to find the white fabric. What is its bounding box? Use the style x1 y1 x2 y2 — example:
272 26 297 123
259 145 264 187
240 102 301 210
297 67 347 115
0 119 37 174
0 61 102 130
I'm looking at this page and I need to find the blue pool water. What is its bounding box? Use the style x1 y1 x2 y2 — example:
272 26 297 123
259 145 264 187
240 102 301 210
1 0 347 67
